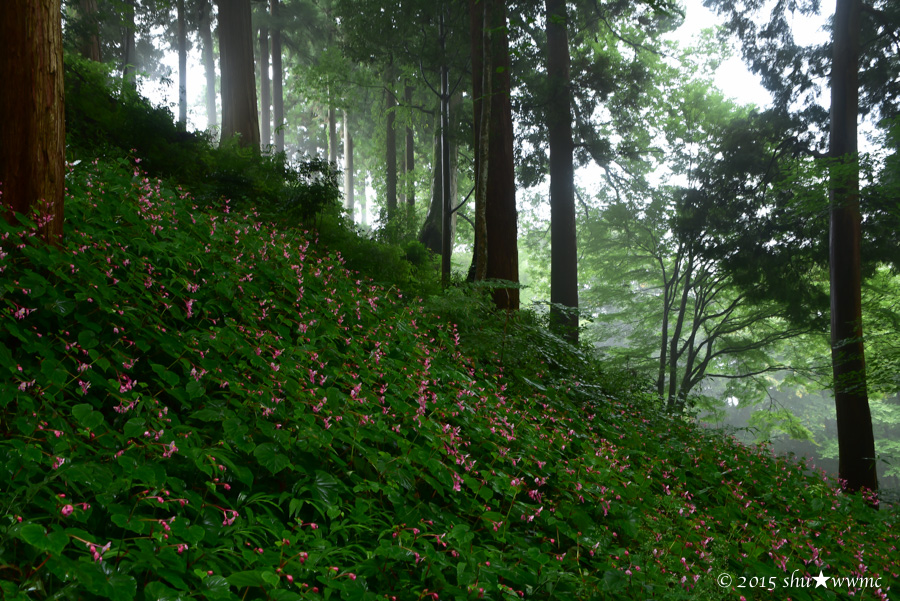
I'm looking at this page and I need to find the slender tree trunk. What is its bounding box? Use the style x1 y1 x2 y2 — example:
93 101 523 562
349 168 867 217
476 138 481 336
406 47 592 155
270 0 284 153
657 258 677 399
829 0 877 495
78 0 101 61
360 172 368 228
399 146 406 205
546 0 578 342
217 0 260 148
344 109 354 212
440 11 453 283
470 0 489 282
385 71 398 221
0 0 66 244
177 0 187 128
199 0 217 130
328 103 337 164
259 24 271 146
399 143 407 205
122 0 137 87
667 257 693 411
405 84 415 220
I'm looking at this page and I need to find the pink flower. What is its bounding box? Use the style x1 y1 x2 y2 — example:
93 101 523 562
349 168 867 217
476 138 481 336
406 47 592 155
61 504 74 517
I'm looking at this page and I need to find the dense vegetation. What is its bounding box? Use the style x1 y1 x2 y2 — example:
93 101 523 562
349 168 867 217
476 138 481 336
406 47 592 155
2 67 899 599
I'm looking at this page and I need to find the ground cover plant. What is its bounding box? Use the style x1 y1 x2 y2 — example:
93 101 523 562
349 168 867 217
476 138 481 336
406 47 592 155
1 158 898 601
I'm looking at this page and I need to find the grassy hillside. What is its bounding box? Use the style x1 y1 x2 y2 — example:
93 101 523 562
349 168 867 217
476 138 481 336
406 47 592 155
1 156 897 601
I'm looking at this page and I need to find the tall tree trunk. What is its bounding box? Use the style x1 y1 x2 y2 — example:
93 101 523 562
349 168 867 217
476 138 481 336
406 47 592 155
829 0 877 495
420 118 450 254
328 103 337 164
344 109 354 212
259 24 271 146
177 0 187 128
360 172 368 228
385 72 398 221
0 0 66 244
399 141 407 206
122 0 137 87
469 0 488 281
217 0 260 148
78 0 101 61
199 0 217 130
439 11 453 283
667 257 693 412
270 0 284 153
471 0 519 310
657 258 678 400
546 0 578 342
405 84 415 220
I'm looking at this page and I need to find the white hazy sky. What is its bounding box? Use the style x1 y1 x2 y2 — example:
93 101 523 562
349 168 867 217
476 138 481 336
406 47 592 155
674 0 832 108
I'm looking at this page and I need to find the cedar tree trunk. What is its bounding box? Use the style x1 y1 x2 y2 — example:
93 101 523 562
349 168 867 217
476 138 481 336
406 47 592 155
0 0 66 244
470 0 519 310
829 0 878 495
217 0 260 148
405 84 415 219
546 0 578 342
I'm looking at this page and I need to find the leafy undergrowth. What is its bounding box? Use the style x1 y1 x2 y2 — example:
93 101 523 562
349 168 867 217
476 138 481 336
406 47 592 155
1 159 898 601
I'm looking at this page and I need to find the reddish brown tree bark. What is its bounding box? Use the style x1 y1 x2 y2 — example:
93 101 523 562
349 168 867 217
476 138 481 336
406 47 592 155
218 0 260 148
829 0 877 495
0 0 66 244
470 0 519 310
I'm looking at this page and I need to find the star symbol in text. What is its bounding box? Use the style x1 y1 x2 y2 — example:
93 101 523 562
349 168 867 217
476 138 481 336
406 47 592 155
812 570 829 588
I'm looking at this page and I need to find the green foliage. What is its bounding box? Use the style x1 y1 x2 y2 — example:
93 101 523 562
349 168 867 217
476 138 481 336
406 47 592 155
64 52 341 225
2 155 899 599
65 53 210 181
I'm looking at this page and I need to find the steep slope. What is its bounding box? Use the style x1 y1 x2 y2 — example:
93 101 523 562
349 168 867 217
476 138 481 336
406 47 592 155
1 159 897 600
